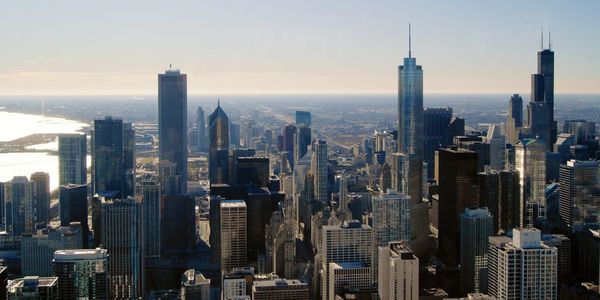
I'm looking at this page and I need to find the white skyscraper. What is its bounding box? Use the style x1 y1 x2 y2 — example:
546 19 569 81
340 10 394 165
488 228 557 299
377 241 419 300
321 220 373 300
485 124 506 171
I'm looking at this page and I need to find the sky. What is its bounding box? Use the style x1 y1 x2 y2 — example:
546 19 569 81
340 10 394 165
1 1 599 95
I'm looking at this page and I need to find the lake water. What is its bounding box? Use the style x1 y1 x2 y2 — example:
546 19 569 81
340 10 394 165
0 111 89 190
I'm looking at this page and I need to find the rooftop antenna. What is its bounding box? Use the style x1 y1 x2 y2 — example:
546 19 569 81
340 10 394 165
549 29 552 50
409 23 412 58
169 64 172 69
540 27 544 50
217 97 220 107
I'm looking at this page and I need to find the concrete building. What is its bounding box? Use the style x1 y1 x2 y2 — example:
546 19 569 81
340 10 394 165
252 278 309 300
377 241 419 300
559 159 600 232
7 276 59 299
136 180 161 259
328 262 371 300
180 269 210 300
220 200 248 276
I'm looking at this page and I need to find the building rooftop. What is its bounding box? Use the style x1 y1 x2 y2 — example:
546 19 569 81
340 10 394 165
53 248 108 261
220 200 246 208
253 278 307 288
7 276 58 289
331 262 367 269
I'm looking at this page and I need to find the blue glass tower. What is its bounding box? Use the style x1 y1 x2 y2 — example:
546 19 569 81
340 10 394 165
158 68 188 194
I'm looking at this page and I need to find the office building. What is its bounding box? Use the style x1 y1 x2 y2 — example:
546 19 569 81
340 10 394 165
377 241 419 300
59 184 89 247
180 269 210 300
321 220 373 300
295 125 312 168
30 172 50 227
158 68 188 194
295 111 311 127
564 120 596 145
58 133 87 186
423 107 453 178
328 263 371 300
485 124 505 171
7 276 59 299
222 267 255 300
436 148 479 267
525 37 556 151
460 208 493 295
7 176 32 237
101 197 144 299
515 138 546 227
21 223 83 277
312 140 329 203
499 170 520 234
53 248 109 299
478 170 499 233
197 106 207 151
161 195 196 254
136 180 161 259
253 278 309 300
209 101 230 185
123 123 136 197
487 228 557 299
560 160 600 232
283 124 297 169
220 200 247 275
92 117 129 197
506 94 523 145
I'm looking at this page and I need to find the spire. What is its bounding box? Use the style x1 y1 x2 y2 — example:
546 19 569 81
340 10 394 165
549 29 552 50
408 23 412 58
540 27 544 50
217 97 220 107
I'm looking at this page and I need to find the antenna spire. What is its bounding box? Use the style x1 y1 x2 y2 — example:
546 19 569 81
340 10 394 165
217 97 220 107
408 23 412 58
540 27 544 50
549 29 552 50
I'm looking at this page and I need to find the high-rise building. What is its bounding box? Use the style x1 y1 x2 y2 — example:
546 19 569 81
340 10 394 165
328 262 371 299
525 37 556 151
7 176 32 237
7 276 59 299
506 94 523 145
283 124 297 169
0 182 5 228
253 278 309 300
564 120 596 145
478 170 500 233
499 170 521 234
321 220 373 300
30 172 50 227
484 124 505 171
58 133 87 186
196 106 207 152
92 117 128 197
161 195 196 255
423 107 453 178
180 269 210 300
209 101 230 186
123 122 136 197
101 197 144 299
220 200 247 276
377 241 419 300
372 190 411 248
559 160 600 232
295 111 312 127
136 180 161 259
222 267 255 299
295 125 312 168
59 184 89 247
487 228 557 299
158 69 188 194
21 223 83 277
460 208 493 295
312 140 328 203
53 249 109 299
436 147 479 267
515 138 546 227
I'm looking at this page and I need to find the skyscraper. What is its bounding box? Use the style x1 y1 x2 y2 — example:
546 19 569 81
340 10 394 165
312 140 328 203
7 276 59 299
506 94 523 145
158 68 188 194
59 184 89 247
460 208 493 295
372 190 411 248
161 195 196 255
30 172 50 227
283 124 297 169
559 159 600 232
253 279 309 300
136 180 161 259
220 200 247 276
515 138 546 227
53 249 109 299
295 111 311 127
321 220 373 300
101 197 144 299
92 117 126 197
487 228 557 299
7 176 32 237
180 269 211 300
485 124 505 171
436 147 480 267
377 241 419 300
196 106 207 152
423 107 453 178
525 35 556 151
295 125 312 168
209 101 230 186
58 133 87 186
123 122 136 197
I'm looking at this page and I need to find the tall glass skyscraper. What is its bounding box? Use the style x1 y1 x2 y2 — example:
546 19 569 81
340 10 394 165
158 69 188 194
209 101 230 186
196 106 207 152
58 133 87 186
53 249 109 299
92 117 132 198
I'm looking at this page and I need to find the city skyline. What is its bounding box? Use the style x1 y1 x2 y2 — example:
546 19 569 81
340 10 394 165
2 1 600 95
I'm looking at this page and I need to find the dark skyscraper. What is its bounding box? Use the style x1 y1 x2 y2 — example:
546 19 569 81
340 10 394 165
59 184 89 247
196 106 207 152
30 172 50 226
526 34 556 151
92 117 125 197
295 111 311 127
123 122 136 197
158 69 188 195
507 94 523 145
436 147 479 267
295 125 312 165
161 195 196 255
283 124 297 169
424 107 453 178
209 101 230 186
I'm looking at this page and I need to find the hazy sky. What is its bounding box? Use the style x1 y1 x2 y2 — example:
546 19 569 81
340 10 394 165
1 1 599 95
